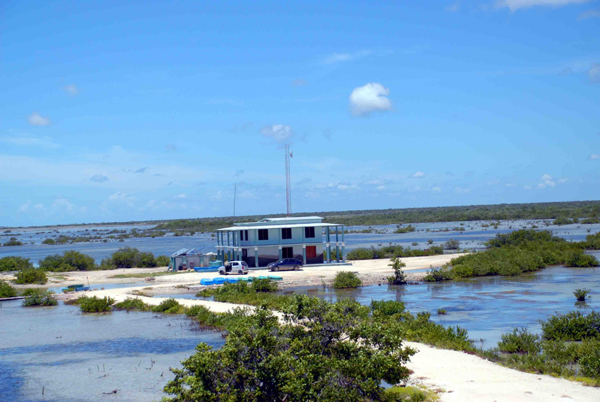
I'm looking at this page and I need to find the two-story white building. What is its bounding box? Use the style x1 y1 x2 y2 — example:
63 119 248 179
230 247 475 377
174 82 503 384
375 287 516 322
215 216 346 268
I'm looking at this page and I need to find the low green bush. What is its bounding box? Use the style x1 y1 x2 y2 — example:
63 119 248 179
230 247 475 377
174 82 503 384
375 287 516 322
437 308 447 315
152 298 185 314
498 328 541 354
394 225 416 234
39 250 97 271
0 256 33 272
332 271 362 289
574 288 591 302
14 269 48 284
579 339 600 378
387 257 407 285
156 255 170 266
79 296 115 313
371 300 407 317
423 268 454 282
541 311 600 341
347 244 444 260
0 280 17 297
251 278 278 292
113 298 150 311
3 237 23 246
565 251 598 267
22 290 58 307
42 238 56 245
383 385 438 402
443 239 459 250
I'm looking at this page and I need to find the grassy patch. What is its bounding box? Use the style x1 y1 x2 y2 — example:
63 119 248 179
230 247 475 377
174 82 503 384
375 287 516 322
384 385 439 402
332 271 362 289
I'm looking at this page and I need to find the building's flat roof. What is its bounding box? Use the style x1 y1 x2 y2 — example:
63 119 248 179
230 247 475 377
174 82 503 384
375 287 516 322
217 222 342 231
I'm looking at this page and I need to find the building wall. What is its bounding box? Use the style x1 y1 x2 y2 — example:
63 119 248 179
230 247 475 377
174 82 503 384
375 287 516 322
236 226 323 247
240 244 324 267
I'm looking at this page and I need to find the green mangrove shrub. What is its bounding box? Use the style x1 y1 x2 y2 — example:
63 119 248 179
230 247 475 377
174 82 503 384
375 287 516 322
152 298 185 314
155 255 170 267
541 311 600 341
113 298 151 311
79 296 115 313
497 328 541 354
0 256 33 272
332 271 362 289
39 250 97 271
0 280 17 297
387 257 407 285
14 269 48 284
164 299 416 401
574 288 591 302
22 290 58 307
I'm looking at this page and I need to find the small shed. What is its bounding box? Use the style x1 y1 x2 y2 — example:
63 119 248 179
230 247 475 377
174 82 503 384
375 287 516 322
169 248 213 271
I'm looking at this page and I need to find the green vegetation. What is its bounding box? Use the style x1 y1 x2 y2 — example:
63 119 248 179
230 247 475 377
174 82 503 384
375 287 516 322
151 298 187 314
197 280 289 310
383 386 439 402
387 257 407 285
148 200 600 232
497 328 541 354
108 271 179 279
541 311 600 341
424 230 600 282
14 269 48 284
553 217 577 225
443 239 459 250
78 295 115 312
0 256 33 272
332 271 362 289
155 255 170 266
113 298 151 311
0 280 17 298
394 224 416 234
437 308 447 315
574 288 591 302
107 247 161 268
164 298 416 401
39 250 97 272
488 311 600 383
22 290 58 307
42 238 56 245
347 244 443 260
3 237 23 246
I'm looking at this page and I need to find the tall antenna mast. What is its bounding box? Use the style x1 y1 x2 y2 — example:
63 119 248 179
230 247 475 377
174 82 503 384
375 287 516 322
233 183 237 218
285 144 292 216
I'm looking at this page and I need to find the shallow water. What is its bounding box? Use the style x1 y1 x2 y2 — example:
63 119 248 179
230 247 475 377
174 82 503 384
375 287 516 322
281 265 600 349
0 301 224 401
2 219 599 265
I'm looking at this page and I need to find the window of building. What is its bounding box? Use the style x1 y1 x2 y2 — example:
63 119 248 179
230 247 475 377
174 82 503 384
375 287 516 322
305 226 315 238
282 228 292 240
258 229 269 241
240 230 248 241
282 247 293 258
306 246 317 259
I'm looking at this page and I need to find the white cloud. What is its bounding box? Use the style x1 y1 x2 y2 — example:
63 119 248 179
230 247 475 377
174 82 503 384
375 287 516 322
53 197 74 211
559 178 569 183
176 193 186 199
376 185 386 190
410 171 426 178
322 50 372 65
505 183 515 187
541 174 553 180
337 184 360 191
579 9 600 19
541 174 556 187
19 201 32 212
63 84 79 96
454 187 471 194
446 2 460 12
524 185 533 189
108 192 135 207
589 64 600 82
349 83 392 116
0 134 59 149
28 113 50 126
432 187 442 192
591 154 600 160
261 124 294 144
496 0 590 11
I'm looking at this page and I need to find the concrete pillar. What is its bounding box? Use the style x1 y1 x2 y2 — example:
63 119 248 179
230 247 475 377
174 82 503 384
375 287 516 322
302 245 307 265
335 226 340 262
326 227 331 263
254 247 259 268
278 246 282 260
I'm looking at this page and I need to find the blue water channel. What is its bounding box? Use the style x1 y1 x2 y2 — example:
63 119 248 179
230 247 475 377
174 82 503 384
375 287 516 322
0 301 224 401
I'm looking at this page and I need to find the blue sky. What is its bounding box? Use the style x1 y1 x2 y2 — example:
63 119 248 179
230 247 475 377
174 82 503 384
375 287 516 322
1 0 599 226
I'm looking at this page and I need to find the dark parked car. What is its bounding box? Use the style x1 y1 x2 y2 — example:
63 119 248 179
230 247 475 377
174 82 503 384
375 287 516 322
267 258 303 272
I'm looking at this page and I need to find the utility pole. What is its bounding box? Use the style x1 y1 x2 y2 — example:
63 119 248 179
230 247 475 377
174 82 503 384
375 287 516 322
233 183 237 218
285 144 292 216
